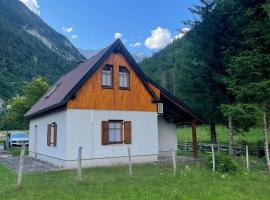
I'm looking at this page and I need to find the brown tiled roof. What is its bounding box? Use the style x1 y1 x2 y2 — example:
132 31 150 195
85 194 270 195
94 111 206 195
25 39 204 123
25 42 114 118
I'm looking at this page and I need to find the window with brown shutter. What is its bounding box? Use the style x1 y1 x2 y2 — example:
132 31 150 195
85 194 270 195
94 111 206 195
47 122 57 147
53 123 57 146
102 121 109 145
124 121 132 144
101 120 132 145
47 124 51 146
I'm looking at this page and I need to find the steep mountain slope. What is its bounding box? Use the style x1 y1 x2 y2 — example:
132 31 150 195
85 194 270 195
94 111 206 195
78 47 146 63
140 37 189 95
0 0 84 100
77 48 99 59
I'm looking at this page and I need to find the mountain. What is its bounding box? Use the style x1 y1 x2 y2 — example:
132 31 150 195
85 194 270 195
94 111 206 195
140 37 186 89
77 48 99 59
0 0 85 100
132 52 146 63
78 47 146 63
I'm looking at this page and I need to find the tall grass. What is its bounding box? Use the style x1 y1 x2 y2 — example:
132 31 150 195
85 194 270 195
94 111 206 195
0 163 270 200
178 125 265 145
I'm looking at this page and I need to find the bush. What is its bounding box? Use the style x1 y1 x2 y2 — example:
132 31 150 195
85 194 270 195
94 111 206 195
207 153 239 173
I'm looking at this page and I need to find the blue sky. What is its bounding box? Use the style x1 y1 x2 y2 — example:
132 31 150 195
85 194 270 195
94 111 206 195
20 0 199 55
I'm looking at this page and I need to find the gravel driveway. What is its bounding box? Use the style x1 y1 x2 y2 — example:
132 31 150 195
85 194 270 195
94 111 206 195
0 152 60 174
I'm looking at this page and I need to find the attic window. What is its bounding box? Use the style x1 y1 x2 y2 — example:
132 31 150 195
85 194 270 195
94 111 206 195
119 66 129 89
45 82 61 99
102 65 113 88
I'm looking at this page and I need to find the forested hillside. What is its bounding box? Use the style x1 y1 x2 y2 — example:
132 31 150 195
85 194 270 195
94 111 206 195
0 0 84 100
141 0 270 143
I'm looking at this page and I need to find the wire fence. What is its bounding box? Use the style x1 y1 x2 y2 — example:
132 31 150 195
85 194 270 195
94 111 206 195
178 141 265 156
177 141 269 172
12 144 269 187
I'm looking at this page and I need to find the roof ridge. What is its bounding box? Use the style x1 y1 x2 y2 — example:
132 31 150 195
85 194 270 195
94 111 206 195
25 39 157 118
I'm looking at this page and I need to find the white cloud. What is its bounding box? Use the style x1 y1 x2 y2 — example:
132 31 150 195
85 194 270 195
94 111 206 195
71 35 78 39
182 27 190 32
20 0 40 15
145 27 172 50
174 27 190 40
145 27 190 49
129 42 141 48
114 32 122 39
62 27 73 33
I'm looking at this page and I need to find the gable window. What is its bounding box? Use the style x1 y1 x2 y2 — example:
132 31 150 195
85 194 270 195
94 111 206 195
102 120 131 145
47 122 57 146
119 66 129 89
102 65 113 88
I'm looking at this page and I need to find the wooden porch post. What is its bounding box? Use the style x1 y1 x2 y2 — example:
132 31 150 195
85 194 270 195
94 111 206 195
192 122 198 158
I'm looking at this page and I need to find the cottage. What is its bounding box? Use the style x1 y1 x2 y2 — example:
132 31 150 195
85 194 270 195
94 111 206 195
25 39 203 168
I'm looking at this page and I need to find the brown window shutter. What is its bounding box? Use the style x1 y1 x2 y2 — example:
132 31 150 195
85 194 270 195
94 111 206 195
47 124 51 146
53 123 57 146
124 121 132 144
102 121 109 145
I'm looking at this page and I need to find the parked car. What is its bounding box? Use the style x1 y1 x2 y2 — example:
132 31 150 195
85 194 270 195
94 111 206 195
4 132 29 149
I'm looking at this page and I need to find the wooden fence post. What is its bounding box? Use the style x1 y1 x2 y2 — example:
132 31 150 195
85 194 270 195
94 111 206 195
211 144 215 172
17 144 26 187
172 148 176 176
192 122 198 158
246 145 249 172
185 138 188 150
77 146 82 181
128 147 132 176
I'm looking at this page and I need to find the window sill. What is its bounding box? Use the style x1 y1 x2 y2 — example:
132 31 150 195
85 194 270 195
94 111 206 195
102 86 113 89
104 142 130 146
119 87 130 91
48 144 57 147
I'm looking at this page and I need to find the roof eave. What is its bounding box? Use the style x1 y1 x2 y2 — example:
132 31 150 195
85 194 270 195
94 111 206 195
144 76 205 123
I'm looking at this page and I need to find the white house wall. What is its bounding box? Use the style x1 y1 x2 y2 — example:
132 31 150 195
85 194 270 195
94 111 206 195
29 110 67 165
64 109 159 168
29 109 178 168
158 115 177 154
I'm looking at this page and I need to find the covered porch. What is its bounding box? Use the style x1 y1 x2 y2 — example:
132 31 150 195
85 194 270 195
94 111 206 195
156 84 204 158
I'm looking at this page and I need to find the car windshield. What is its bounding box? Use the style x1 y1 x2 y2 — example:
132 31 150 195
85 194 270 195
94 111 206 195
11 133 28 138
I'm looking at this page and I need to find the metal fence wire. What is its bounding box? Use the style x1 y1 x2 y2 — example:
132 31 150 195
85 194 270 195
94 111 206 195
178 142 266 156
177 142 270 172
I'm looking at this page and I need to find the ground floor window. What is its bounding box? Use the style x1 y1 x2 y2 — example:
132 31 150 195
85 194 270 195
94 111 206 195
102 120 131 145
109 121 122 143
47 122 57 146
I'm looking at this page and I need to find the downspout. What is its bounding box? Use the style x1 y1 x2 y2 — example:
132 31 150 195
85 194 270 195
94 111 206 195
91 110 94 165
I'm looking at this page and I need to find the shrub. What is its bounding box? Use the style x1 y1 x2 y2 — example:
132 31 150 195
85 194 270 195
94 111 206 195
207 153 239 173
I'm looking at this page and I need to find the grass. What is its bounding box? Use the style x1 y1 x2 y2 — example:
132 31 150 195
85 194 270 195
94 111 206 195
178 125 265 145
0 162 270 200
6 147 29 157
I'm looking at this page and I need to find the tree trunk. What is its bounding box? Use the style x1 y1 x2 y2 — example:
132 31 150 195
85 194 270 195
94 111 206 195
210 123 217 144
171 69 176 96
263 111 270 172
160 69 167 88
228 117 234 155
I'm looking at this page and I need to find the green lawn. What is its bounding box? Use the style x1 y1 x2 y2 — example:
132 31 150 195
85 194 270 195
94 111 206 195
178 125 265 145
0 163 270 200
7 147 29 156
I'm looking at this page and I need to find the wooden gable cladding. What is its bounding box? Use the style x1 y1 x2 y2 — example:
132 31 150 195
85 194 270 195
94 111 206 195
67 52 157 112
148 83 160 99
